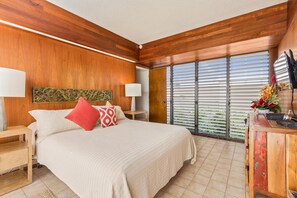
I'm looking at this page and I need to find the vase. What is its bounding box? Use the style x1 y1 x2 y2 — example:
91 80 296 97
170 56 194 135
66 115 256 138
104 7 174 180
257 109 271 114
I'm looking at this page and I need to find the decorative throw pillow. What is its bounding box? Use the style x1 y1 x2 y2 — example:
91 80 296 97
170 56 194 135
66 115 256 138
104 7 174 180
65 97 100 131
105 101 126 120
99 106 117 128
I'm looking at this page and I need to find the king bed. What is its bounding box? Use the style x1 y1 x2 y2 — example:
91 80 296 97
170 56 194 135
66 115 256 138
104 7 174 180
32 118 196 198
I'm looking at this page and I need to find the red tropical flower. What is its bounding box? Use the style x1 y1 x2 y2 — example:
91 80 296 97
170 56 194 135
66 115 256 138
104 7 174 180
271 75 277 84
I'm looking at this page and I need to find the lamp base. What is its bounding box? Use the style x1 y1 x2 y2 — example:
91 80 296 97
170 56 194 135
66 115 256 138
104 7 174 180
131 96 136 112
0 97 7 131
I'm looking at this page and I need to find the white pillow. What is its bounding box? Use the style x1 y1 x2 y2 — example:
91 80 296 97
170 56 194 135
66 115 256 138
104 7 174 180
29 109 80 142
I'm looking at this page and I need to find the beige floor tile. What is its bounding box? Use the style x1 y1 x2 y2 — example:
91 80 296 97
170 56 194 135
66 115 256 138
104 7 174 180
22 179 48 198
55 188 77 198
216 163 231 171
227 176 246 189
165 184 185 198
1 189 26 198
207 180 227 192
218 158 232 165
203 187 225 198
230 166 245 175
200 164 216 172
173 176 192 188
229 171 245 180
178 170 196 180
224 193 238 198
187 182 207 195
47 179 69 195
183 165 200 174
196 168 213 178
211 171 228 183
213 168 230 177
181 190 203 198
192 174 210 185
226 185 245 198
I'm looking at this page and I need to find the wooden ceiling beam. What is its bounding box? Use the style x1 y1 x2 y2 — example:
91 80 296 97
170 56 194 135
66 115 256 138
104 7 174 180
0 0 139 62
139 3 288 68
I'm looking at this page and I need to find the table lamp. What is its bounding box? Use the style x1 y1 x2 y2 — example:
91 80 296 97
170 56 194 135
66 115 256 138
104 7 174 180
125 83 141 112
0 67 26 131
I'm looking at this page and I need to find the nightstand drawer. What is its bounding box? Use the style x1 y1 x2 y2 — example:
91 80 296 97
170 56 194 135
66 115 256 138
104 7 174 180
0 148 28 170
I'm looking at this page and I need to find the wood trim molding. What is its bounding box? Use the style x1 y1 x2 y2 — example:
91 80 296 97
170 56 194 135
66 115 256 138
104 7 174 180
139 3 287 68
0 0 139 62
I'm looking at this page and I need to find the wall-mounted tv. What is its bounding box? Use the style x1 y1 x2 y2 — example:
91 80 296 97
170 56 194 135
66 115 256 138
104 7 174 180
274 49 297 89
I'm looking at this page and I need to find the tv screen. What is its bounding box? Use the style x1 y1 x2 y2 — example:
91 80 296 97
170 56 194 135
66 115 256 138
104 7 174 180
273 50 297 89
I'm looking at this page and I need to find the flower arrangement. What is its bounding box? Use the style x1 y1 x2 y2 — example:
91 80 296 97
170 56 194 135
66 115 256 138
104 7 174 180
251 75 289 113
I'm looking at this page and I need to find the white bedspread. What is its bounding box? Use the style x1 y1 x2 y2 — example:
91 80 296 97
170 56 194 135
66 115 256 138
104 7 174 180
37 120 196 198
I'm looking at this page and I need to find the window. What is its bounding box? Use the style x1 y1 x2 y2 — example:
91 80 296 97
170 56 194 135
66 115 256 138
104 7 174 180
169 63 196 132
198 58 227 136
167 51 269 139
229 52 269 139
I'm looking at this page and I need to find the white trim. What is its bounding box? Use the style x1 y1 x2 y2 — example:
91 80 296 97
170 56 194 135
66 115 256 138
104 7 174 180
0 20 136 63
136 66 149 71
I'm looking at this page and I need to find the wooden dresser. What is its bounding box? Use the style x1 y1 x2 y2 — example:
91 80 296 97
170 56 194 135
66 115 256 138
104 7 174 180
246 113 297 198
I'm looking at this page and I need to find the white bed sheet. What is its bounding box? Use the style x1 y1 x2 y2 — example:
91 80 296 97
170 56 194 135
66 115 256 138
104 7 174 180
36 120 196 198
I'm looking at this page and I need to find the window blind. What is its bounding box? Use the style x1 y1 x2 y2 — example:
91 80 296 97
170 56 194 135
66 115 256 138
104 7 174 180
198 58 227 136
166 51 269 140
172 63 195 131
229 51 269 138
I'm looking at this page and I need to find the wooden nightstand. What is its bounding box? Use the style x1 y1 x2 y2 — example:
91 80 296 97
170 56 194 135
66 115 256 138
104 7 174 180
124 110 148 121
0 126 32 196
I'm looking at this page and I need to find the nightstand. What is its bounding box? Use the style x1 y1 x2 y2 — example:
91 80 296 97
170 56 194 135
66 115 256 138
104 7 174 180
124 110 148 121
0 126 32 196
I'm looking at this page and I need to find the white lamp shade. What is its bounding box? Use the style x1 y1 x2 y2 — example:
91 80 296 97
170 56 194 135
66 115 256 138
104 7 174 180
125 83 142 97
0 67 26 97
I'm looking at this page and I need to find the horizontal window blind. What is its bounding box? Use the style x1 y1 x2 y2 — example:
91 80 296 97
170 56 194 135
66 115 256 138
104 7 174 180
172 63 195 131
198 58 227 136
166 51 269 140
274 53 290 84
229 51 269 139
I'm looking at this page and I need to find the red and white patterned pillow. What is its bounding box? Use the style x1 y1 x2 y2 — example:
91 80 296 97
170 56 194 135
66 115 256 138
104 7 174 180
99 106 117 128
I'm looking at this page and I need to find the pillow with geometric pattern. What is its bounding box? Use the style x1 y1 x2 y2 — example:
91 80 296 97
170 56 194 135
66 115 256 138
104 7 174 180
99 106 117 128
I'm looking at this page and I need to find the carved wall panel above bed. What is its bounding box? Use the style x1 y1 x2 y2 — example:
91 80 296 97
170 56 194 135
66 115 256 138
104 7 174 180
32 87 112 103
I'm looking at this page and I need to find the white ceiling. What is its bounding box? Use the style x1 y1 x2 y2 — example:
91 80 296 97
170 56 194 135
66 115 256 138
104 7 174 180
47 0 287 44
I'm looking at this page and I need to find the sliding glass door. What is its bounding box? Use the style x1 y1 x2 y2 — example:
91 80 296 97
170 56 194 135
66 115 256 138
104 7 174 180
166 51 269 139
229 52 269 139
198 58 227 137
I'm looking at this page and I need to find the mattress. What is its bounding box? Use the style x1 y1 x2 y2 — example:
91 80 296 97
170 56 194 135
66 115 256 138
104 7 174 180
36 119 196 198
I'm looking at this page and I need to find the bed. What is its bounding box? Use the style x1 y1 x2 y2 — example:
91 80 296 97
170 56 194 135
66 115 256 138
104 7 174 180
35 119 196 198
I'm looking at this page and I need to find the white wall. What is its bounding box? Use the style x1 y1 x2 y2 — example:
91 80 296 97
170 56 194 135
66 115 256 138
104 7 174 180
136 67 149 118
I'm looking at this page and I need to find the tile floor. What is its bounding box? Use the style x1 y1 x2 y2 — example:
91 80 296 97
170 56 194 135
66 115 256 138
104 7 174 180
1 136 248 198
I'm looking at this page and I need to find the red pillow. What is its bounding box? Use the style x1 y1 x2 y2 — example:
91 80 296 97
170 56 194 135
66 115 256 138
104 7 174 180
99 107 117 128
65 97 100 131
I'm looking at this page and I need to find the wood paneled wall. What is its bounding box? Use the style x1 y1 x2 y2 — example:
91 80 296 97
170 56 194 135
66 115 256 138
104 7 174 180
278 0 297 57
0 24 135 127
0 0 139 61
139 3 287 68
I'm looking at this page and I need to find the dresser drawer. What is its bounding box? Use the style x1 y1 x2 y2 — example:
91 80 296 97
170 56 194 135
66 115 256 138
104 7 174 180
0 148 28 170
